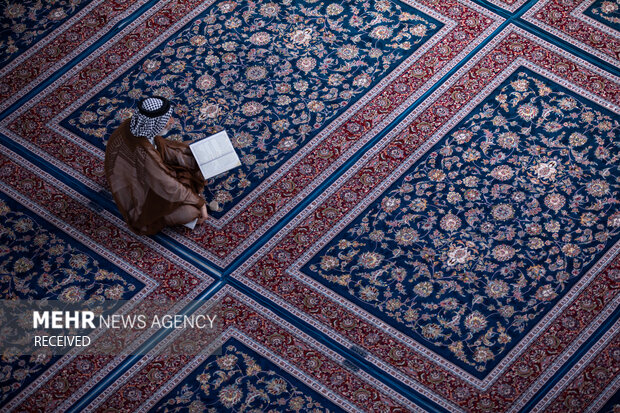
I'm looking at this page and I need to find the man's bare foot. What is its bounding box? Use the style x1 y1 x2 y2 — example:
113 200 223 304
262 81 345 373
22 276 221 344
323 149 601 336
208 200 222 212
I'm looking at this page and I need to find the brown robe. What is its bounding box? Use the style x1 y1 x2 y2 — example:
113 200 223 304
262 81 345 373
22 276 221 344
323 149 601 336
104 119 206 235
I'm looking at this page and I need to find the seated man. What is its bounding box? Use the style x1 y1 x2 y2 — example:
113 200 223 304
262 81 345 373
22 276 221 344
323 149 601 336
104 96 208 235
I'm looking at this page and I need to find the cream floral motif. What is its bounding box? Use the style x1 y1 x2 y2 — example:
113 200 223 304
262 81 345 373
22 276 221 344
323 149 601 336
155 342 331 411
65 0 439 213
0 197 141 404
0 0 86 67
588 0 620 28
305 70 620 373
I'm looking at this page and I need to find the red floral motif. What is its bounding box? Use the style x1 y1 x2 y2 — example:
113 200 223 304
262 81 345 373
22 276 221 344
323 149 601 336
524 0 620 65
545 332 619 412
90 293 412 412
1 0 618 409
67 0 441 217
234 29 620 411
305 69 619 373
2 0 501 266
0 153 212 410
544 333 620 413
0 0 150 107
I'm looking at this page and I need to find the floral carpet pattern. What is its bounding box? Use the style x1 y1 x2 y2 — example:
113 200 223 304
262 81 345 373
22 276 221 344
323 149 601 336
0 0 152 112
0 147 213 411
585 0 620 31
0 192 144 406
0 0 500 267
150 338 338 412
62 0 441 216
524 0 620 66
85 288 418 412
0 0 90 68
0 0 618 413
303 68 620 376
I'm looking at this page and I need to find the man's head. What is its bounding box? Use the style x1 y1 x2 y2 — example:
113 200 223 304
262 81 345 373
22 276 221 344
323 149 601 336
129 96 173 140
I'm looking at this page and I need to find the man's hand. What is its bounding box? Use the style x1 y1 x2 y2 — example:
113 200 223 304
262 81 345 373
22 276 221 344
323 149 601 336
198 204 208 224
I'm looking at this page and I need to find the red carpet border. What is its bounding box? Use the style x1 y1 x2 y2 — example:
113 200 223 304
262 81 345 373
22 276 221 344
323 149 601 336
0 0 156 113
0 0 503 267
0 146 214 411
0 0 618 411
83 287 426 412
523 0 620 67
231 26 620 412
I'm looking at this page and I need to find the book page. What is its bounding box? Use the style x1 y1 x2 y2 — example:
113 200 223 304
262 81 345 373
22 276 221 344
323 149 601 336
183 218 197 230
191 132 230 162
189 131 241 179
202 152 241 178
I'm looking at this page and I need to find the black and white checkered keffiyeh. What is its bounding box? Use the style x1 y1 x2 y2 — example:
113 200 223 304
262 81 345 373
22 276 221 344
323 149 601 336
129 96 172 145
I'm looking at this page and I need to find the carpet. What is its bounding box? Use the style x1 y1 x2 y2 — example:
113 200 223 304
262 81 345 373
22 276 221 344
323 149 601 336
0 0 618 411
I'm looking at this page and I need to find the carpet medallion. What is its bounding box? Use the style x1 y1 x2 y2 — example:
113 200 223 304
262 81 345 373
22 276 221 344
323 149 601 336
61 0 443 217
302 66 619 377
0 146 214 411
0 0 619 411
0 0 502 267
232 26 620 411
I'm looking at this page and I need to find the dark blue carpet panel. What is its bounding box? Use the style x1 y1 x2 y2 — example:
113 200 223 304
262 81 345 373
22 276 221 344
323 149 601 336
0 0 618 411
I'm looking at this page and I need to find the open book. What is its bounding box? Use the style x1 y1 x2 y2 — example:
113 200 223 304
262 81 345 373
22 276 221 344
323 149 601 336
189 130 241 180
184 131 241 230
